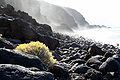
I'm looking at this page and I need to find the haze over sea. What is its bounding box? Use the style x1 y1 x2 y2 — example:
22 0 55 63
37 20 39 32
43 0 120 46
70 27 120 46
4 0 120 46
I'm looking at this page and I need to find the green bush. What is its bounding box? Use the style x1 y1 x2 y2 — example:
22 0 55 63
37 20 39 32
15 41 57 67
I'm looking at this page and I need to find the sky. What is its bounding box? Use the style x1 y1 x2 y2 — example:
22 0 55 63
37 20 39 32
43 0 120 27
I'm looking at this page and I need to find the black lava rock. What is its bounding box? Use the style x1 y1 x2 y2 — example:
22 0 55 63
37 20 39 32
0 48 46 70
69 53 81 61
74 64 90 74
86 55 103 70
85 69 103 80
88 44 105 56
0 5 59 50
0 64 54 80
49 63 70 80
99 57 120 72
70 59 85 65
0 38 15 49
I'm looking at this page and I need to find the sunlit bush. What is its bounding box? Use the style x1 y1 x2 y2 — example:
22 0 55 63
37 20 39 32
15 41 57 67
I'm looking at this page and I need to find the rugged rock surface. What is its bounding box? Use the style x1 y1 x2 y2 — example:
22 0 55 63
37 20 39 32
74 64 90 74
0 4 120 80
0 64 54 80
0 48 46 70
53 33 120 80
0 5 59 50
0 37 15 49
49 63 71 80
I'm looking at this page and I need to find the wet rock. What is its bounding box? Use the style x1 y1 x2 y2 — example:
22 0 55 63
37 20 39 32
67 53 81 62
113 54 120 62
85 69 103 80
0 64 54 80
99 57 120 72
38 34 59 50
88 44 105 56
103 73 113 80
6 38 22 44
69 63 79 73
70 59 85 65
0 48 46 70
10 18 38 40
70 73 86 80
74 64 90 74
70 43 82 48
104 52 114 58
0 4 53 36
49 63 70 80
0 5 59 50
28 67 41 72
0 15 59 50
86 55 103 69
0 38 15 49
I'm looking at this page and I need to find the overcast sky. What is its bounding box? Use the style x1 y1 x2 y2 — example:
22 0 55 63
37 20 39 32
43 0 120 27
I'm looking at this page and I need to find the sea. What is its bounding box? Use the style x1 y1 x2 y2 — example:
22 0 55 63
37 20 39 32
67 27 120 47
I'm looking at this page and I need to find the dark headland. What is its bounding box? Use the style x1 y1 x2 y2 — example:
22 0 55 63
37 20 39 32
0 4 120 80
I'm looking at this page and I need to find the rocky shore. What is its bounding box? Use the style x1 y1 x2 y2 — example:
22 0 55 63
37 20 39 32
0 4 120 80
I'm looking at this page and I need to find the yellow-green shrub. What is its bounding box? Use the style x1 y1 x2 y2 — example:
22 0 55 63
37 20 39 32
15 41 57 67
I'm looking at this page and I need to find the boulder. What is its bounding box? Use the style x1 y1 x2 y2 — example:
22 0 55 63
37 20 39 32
0 48 46 70
104 52 113 58
86 55 103 70
99 57 120 72
85 69 103 80
69 53 81 61
0 14 59 50
113 54 120 62
49 63 70 80
88 44 105 56
38 34 59 50
0 64 54 80
10 18 38 41
74 64 90 74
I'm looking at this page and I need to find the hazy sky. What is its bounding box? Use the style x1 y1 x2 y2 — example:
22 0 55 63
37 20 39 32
44 0 120 27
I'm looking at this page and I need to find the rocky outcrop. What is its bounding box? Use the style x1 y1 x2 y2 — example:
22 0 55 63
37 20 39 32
0 4 52 36
0 37 15 49
0 48 46 70
0 64 54 80
0 5 59 50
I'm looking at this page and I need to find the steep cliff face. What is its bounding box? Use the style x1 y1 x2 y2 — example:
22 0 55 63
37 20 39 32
39 1 78 32
64 8 89 27
2 0 91 33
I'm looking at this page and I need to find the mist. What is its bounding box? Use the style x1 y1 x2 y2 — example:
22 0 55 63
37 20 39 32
2 0 120 46
3 0 91 33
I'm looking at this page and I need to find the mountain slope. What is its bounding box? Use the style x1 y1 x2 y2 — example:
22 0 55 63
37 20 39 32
64 8 89 27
